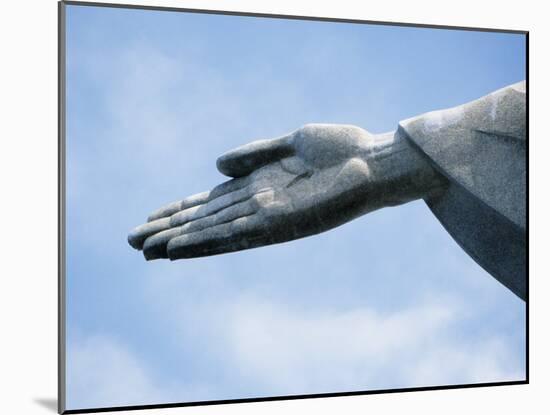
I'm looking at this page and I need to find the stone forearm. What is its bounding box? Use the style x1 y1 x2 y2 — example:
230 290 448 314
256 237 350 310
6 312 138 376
364 129 448 208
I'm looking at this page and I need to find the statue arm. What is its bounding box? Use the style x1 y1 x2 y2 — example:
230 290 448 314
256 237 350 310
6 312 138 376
127 81 525 300
358 129 448 209
128 124 447 260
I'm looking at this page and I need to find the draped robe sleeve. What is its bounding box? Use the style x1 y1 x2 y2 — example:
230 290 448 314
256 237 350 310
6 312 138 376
398 81 526 300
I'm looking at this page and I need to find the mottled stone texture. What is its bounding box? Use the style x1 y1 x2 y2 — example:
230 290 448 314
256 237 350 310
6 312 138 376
129 82 526 300
400 81 526 300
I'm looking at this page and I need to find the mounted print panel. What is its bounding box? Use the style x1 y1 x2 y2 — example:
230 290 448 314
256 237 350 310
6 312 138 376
59 1 527 413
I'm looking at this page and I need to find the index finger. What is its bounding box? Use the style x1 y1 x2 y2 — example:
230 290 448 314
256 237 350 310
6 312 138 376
147 191 210 222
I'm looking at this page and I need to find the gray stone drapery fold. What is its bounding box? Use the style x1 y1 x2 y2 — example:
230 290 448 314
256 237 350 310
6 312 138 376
399 81 526 300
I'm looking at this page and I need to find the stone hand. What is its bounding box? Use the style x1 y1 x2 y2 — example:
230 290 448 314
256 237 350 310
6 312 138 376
128 124 441 260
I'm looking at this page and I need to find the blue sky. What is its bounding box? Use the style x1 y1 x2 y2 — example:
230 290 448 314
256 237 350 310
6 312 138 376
64 4 526 410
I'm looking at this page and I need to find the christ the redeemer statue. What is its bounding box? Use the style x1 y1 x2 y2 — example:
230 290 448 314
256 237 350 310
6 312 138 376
128 81 526 300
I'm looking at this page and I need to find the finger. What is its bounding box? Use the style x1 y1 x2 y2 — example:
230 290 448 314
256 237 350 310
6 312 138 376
182 196 260 234
142 227 183 260
167 214 270 259
209 176 251 199
216 134 294 178
143 195 261 260
170 186 253 227
147 191 210 222
128 217 171 250
147 176 250 223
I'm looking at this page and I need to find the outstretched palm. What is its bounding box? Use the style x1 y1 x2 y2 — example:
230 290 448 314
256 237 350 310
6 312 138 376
128 124 377 260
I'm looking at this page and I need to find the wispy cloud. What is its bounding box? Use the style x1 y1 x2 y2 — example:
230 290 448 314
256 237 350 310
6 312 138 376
66 335 164 409
67 295 523 408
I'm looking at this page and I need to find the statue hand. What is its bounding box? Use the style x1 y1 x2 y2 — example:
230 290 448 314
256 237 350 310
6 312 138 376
128 124 391 260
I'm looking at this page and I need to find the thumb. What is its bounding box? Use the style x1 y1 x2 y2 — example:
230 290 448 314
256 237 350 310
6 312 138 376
216 134 294 178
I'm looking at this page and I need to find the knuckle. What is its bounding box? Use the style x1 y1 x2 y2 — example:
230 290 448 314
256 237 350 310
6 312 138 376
251 188 275 208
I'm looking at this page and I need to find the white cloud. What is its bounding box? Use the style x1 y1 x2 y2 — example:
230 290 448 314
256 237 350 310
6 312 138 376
66 334 219 409
215 297 523 394
407 337 523 387
66 296 524 409
66 334 164 409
